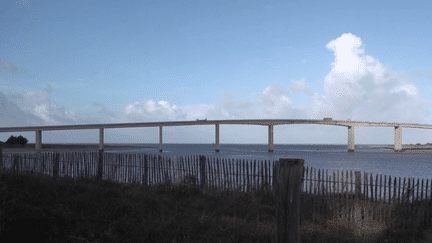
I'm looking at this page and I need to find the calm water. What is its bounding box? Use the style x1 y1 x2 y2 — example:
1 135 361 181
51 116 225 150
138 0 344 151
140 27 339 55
106 143 432 181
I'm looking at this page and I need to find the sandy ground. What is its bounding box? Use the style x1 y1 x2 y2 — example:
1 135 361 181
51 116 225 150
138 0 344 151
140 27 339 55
0 143 155 153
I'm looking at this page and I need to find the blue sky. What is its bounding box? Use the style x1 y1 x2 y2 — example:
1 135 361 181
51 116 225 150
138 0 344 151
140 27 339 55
1 0 432 145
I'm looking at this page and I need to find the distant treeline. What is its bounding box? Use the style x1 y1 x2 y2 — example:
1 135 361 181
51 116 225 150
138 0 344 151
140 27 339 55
0 135 29 147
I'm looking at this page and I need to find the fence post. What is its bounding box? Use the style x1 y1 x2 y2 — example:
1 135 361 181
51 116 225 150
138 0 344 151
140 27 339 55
275 158 304 243
13 154 19 174
0 146 2 182
97 149 104 180
354 171 364 222
200 155 206 189
143 153 148 188
34 151 40 177
0 146 3 172
53 153 60 180
355 171 361 200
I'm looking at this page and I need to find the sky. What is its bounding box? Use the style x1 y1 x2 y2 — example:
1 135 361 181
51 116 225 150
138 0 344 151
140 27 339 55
1 0 432 145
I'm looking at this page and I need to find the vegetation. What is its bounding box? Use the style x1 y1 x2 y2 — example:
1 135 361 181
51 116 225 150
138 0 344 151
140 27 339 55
1 167 432 242
3 135 29 147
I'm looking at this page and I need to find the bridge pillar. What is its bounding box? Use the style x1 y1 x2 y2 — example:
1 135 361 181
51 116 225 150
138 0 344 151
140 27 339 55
99 128 104 150
268 125 274 152
35 130 42 150
394 126 402 152
215 124 220 152
159 126 163 152
347 126 355 152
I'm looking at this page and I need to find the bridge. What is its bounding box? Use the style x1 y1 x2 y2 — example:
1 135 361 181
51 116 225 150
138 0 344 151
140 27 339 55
1 118 430 152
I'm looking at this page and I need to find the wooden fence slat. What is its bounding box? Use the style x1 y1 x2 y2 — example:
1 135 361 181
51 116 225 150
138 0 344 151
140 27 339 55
161 155 165 185
213 157 217 191
209 157 214 190
164 155 168 185
241 159 244 192
243 159 246 193
215 157 220 191
228 158 233 192
125 153 128 184
427 179 431 227
222 158 229 193
345 169 350 220
156 154 160 185
218 158 223 190
325 169 329 216
317 169 322 214
264 160 268 190
253 160 256 192
261 159 264 191
194 155 198 186
385 175 389 221
188 156 194 183
129 153 133 183
379 174 384 223
141 154 149 187
370 173 375 221
228 158 232 192
246 159 250 193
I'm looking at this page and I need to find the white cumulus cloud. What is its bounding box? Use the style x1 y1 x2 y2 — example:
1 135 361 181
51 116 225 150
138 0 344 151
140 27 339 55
311 32 429 123
124 99 187 121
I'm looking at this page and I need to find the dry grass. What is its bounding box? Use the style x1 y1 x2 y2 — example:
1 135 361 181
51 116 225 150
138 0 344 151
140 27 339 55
1 166 432 242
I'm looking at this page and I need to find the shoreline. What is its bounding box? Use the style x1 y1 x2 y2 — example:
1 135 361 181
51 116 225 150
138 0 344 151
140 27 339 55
383 144 432 153
0 143 156 153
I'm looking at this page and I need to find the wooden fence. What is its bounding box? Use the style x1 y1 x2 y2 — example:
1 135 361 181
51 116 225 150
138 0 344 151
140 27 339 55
1 150 432 230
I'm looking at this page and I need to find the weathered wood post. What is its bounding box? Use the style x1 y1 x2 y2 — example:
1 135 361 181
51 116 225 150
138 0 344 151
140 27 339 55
200 155 206 190
0 146 3 172
13 154 19 174
53 152 60 180
142 153 148 188
354 171 364 223
355 171 361 200
0 146 2 182
97 149 104 180
275 158 304 243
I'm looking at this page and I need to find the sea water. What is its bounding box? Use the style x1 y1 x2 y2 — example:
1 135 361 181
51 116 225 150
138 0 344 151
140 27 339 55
106 143 432 181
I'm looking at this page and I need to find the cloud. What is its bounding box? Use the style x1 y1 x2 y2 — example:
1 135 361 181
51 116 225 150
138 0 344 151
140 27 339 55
413 67 432 79
0 60 20 74
200 83 308 120
0 91 46 127
5 90 118 126
92 102 117 119
124 99 187 121
0 59 30 77
289 78 312 95
310 32 429 123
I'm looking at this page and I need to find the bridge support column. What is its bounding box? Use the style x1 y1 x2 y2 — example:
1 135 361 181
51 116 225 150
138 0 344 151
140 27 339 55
99 128 104 150
215 124 220 152
35 130 42 150
159 126 163 152
268 125 274 152
347 126 355 152
394 126 402 152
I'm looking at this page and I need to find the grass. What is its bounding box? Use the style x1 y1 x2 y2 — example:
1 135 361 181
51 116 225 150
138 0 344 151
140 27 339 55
1 167 432 242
